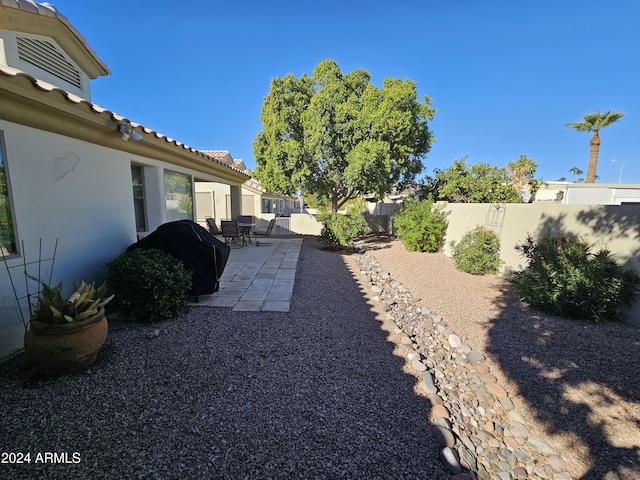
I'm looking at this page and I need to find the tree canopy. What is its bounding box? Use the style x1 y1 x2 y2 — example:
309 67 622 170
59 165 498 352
421 155 542 203
253 59 436 211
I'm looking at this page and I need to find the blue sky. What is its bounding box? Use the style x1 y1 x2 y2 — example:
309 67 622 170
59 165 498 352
51 0 638 184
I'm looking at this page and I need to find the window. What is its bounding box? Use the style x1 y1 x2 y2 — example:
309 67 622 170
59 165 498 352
131 165 147 232
0 132 17 255
164 170 193 222
262 198 271 214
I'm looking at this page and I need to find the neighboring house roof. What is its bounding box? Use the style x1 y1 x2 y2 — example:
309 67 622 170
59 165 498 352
200 150 233 165
232 159 248 172
0 0 110 78
0 64 249 182
243 176 297 200
243 177 267 195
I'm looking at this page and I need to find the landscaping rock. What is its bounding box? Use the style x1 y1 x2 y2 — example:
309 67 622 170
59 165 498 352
432 425 456 447
439 447 462 474
354 251 568 480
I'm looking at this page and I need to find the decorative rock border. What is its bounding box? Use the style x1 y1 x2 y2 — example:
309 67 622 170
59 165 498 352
354 251 573 480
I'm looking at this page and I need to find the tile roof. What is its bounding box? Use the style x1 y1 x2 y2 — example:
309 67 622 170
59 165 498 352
0 0 111 76
200 150 233 164
0 64 247 175
232 159 248 172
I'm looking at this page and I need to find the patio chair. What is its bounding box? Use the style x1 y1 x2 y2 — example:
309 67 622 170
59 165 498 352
220 220 246 247
237 215 254 243
253 218 275 246
205 217 221 236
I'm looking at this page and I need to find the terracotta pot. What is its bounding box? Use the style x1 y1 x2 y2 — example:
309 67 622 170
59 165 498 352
24 306 108 376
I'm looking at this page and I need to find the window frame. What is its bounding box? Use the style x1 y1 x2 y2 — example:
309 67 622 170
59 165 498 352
164 169 194 222
131 164 147 233
0 130 18 257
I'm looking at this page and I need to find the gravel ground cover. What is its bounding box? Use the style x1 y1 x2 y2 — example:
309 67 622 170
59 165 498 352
361 234 640 480
0 237 449 480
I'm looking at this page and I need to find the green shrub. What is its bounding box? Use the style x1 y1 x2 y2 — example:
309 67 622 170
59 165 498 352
393 196 449 252
511 235 640 322
451 226 501 275
318 212 370 250
106 248 192 322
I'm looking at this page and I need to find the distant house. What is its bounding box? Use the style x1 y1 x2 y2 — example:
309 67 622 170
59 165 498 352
195 151 298 231
0 1 249 360
534 182 640 205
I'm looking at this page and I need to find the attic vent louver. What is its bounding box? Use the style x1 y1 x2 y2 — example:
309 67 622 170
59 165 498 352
16 36 82 88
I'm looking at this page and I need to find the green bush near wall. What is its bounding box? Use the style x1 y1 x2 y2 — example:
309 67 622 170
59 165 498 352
318 212 370 250
107 248 192 322
451 226 501 275
393 196 449 252
511 235 640 322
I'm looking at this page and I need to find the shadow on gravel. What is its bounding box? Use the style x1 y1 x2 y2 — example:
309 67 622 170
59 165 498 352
486 275 640 480
0 237 448 479
358 232 395 251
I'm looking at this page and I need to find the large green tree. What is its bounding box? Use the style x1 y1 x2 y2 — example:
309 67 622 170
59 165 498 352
253 59 436 211
565 109 625 183
422 155 541 203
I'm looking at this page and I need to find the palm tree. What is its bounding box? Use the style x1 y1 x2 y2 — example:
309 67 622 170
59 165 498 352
568 166 583 182
565 110 625 183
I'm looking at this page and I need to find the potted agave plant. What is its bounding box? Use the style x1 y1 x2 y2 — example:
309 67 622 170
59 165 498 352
24 280 114 376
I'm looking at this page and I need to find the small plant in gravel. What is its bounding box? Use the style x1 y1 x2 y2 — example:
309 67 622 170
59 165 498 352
393 195 448 252
318 211 370 250
106 248 192 322
451 226 501 275
511 235 640 322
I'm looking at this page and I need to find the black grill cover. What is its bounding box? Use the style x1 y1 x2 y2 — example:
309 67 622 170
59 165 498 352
126 220 230 296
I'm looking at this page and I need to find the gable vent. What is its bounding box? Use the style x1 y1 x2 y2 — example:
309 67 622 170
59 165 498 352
16 36 82 88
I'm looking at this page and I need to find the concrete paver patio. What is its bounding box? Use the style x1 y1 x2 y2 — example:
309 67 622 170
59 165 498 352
186 238 302 312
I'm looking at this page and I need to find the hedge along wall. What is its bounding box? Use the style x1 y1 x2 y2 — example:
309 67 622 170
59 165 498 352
440 202 640 325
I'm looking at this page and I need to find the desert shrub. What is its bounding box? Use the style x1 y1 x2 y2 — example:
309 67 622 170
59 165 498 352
511 235 640 322
106 248 192 322
393 196 449 252
318 212 370 250
451 226 501 275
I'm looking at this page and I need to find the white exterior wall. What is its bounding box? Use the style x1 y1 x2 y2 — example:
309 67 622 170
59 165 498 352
535 183 640 205
0 121 135 359
0 121 241 360
290 213 322 235
195 182 230 228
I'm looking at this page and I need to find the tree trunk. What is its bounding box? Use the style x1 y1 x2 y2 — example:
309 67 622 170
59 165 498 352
586 131 600 183
331 193 339 212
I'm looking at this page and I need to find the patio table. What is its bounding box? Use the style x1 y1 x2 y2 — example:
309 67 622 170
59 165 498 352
239 222 255 244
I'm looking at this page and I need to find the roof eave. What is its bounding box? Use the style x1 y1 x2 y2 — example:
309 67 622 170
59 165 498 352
0 1 110 78
0 69 249 183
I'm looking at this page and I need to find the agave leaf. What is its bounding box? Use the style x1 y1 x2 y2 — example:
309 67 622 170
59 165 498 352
96 294 115 308
75 308 98 321
85 299 100 312
94 282 109 299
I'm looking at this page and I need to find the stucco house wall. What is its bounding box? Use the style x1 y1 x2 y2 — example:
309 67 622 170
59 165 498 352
0 122 135 358
195 180 298 232
0 119 248 360
0 1 249 361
